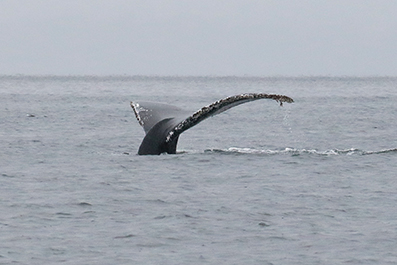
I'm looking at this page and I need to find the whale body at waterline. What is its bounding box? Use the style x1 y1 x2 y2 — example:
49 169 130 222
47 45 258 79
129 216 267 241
131 93 294 155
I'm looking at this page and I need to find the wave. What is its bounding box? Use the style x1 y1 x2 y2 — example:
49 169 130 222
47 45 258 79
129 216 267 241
203 147 397 156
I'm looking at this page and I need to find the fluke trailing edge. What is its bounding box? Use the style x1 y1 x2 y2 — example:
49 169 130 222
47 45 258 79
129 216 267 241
131 93 294 155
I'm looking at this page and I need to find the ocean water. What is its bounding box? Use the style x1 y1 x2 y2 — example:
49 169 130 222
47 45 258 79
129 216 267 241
1 75 396 264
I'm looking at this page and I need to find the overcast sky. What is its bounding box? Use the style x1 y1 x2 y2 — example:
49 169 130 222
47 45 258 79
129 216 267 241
1 0 396 76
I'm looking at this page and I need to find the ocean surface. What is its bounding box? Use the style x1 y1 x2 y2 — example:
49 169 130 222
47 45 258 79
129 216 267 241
1 75 396 264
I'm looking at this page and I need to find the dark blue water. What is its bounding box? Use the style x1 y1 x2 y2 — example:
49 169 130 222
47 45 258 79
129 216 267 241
1 76 397 264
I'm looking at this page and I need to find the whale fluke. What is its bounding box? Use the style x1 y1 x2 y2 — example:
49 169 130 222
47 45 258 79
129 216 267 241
131 93 294 155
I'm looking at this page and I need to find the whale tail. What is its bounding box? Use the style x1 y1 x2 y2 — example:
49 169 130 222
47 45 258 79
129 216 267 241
131 93 294 155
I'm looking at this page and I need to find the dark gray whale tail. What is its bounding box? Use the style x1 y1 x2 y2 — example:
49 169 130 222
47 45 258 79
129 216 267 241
131 93 294 155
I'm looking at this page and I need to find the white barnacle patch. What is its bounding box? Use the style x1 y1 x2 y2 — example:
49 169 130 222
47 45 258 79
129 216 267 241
130 102 145 126
166 131 174 142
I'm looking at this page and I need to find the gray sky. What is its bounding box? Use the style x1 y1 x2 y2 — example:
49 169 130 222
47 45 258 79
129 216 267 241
1 0 397 76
